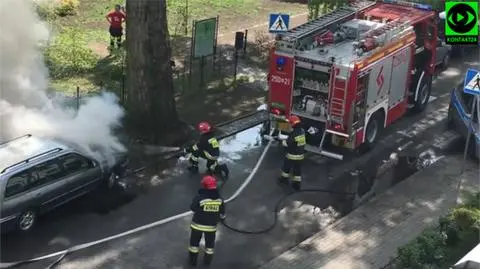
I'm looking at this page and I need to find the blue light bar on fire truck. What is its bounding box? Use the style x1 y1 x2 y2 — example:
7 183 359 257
381 0 432 11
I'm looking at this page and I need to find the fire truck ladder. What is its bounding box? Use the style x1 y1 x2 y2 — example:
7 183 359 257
329 84 348 125
279 1 377 43
315 74 350 161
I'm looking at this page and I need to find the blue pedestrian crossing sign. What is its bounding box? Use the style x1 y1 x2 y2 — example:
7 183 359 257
269 14 289 33
464 69 480 95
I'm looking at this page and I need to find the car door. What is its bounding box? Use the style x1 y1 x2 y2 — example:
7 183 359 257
456 87 476 138
57 153 103 198
28 158 72 213
1 169 38 225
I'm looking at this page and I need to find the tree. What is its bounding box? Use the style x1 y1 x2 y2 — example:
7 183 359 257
125 0 184 144
308 0 348 21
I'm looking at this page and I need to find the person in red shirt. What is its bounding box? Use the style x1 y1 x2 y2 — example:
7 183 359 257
106 5 126 49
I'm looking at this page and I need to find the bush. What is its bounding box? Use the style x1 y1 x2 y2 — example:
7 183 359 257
396 228 447 268
395 191 480 269
54 0 80 17
43 27 98 79
34 0 58 21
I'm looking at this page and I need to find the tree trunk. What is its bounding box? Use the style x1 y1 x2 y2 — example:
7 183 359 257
125 0 182 144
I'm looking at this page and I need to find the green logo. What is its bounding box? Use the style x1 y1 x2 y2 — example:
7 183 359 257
445 1 479 45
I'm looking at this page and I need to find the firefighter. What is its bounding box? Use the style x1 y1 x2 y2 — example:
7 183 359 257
278 115 306 191
187 121 220 174
188 175 226 266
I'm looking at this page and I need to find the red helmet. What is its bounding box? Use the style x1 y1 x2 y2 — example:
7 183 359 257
288 115 301 127
198 121 212 134
201 175 217 190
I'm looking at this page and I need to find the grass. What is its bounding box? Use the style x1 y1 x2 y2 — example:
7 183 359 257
41 0 307 96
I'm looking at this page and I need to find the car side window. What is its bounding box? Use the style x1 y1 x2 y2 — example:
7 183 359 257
58 153 93 176
31 159 64 186
5 171 37 198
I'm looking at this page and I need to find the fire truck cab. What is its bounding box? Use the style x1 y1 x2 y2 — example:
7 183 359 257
266 0 438 160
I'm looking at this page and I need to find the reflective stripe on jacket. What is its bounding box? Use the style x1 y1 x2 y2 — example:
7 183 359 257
194 132 220 159
190 189 226 230
284 126 306 160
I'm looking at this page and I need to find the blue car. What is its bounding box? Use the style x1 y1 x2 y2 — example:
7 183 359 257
447 83 480 159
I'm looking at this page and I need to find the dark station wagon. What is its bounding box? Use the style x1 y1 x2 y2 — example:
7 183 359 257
0 135 127 232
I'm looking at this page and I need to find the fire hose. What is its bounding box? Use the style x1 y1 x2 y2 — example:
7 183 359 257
0 130 275 269
220 134 356 234
221 188 355 235
1 131 354 269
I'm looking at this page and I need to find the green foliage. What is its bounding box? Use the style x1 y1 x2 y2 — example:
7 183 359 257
34 0 58 21
397 229 447 268
44 27 98 79
34 0 79 20
166 0 260 35
54 0 80 17
395 191 480 269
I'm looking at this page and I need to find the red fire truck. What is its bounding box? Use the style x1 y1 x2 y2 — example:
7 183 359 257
266 0 438 160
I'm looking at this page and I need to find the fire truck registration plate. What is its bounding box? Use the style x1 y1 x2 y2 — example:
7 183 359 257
277 122 289 131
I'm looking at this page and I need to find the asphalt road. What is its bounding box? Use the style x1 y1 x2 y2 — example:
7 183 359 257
0 48 478 268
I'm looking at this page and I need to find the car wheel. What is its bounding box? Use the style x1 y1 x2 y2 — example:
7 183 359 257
18 210 36 232
413 75 432 113
108 172 117 189
105 172 116 190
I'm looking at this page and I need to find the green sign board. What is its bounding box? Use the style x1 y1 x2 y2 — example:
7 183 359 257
193 18 217 58
445 1 479 45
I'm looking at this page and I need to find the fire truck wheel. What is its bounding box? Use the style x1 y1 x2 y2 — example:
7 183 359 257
413 76 432 113
363 111 385 151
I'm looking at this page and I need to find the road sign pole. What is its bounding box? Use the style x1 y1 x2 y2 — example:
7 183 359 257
213 15 219 72
243 29 248 57
233 49 238 84
189 20 195 91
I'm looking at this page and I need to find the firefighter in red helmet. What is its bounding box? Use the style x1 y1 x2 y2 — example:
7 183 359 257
279 115 306 191
187 121 220 174
188 175 226 266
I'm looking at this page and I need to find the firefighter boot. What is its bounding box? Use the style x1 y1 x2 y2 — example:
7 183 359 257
188 252 198 266
215 164 229 179
292 181 301 191
204 253 213 266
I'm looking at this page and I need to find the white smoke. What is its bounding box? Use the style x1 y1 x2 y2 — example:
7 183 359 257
0 0 126 165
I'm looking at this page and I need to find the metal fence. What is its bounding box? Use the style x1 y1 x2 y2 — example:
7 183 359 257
65 15 260 107
172 44 243 96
